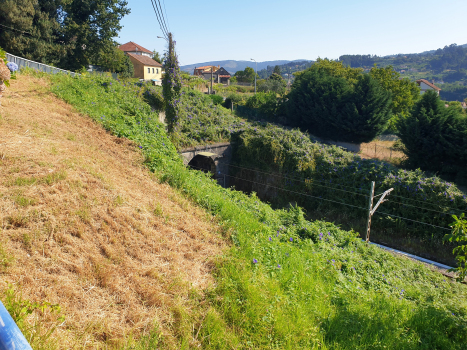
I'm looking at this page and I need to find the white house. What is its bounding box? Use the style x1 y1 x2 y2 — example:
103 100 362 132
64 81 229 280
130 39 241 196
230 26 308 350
416 79 441 96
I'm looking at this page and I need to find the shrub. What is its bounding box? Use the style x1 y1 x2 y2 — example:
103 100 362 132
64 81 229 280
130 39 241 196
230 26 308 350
444 214 467 281
223 92 245 109
208 94 224 105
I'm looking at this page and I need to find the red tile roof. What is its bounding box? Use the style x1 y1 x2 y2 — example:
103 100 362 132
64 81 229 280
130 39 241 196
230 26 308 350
127 53 162 67
119 41 152 54
416 79 441 91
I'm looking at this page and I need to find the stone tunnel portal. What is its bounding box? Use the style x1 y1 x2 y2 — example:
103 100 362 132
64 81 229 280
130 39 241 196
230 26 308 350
187 153 217 176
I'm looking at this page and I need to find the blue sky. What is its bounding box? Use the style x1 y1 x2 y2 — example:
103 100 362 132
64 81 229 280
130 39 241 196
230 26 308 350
118 0 467 66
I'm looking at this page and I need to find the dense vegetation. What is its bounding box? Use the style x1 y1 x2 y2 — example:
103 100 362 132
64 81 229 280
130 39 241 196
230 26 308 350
338 44 467 102
0 0 130 71
143 76 467 256
398 91 467 183
285 66 393 143
42 71 467 349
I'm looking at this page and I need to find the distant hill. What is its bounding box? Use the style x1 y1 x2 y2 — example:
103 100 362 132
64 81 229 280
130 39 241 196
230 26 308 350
180 60 310 75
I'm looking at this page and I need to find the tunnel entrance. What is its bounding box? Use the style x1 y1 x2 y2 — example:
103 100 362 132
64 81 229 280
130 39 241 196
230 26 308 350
188 153 217 176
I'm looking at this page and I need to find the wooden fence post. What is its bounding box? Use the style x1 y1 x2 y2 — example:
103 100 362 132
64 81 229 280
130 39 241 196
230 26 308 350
366 181 375 242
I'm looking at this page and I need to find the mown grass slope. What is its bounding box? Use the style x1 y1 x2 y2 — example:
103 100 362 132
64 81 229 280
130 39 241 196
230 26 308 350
0 75 225 349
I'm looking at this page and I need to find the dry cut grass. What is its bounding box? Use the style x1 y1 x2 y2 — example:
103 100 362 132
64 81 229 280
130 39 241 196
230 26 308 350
0 75 225 348
359 140 405 163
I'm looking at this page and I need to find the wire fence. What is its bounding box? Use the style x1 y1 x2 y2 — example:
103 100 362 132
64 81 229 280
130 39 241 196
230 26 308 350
187 161 465 238
360 142 405 161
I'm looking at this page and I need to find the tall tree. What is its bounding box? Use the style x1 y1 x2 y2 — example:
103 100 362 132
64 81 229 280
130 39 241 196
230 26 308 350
273 65 281 75
369 65 420 117
152 49 162 64
234 67 259 84
59 0 130 70
0 0 130 71
397 90 466 175
286 66 392 143
0 0 67 66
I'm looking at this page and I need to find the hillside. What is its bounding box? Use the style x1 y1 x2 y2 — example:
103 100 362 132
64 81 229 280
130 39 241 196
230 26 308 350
0 76 225 348
1 72 467 349
180 59 308 74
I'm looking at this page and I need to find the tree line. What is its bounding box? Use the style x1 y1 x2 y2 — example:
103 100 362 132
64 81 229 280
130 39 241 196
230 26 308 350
0 0 133 75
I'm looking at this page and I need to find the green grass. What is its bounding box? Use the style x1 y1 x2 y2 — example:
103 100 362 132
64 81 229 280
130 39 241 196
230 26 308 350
34 72 467 349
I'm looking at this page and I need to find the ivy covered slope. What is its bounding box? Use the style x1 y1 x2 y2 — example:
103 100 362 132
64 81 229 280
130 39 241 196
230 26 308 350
231 126 467 241
153 85 467 243
49 73 467 349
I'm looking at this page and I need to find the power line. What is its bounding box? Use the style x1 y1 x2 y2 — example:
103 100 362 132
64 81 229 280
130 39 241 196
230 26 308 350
156 0 170 35
150 0 168 37
161 0 171 32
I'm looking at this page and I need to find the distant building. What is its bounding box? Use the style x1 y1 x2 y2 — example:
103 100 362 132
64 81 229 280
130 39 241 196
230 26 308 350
127 54 163 84
118 42 162 84
119 41 153 57
416 79 441 96
461 102 467 109
193 65 231 84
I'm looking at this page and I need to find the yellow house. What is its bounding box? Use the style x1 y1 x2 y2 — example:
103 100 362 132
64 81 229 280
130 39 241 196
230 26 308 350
127 53 163 85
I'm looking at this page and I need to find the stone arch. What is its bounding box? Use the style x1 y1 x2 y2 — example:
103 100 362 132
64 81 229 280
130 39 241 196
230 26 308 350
188 154 216 176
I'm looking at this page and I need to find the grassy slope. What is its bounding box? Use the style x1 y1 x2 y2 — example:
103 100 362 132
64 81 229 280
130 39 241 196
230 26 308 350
47 72 467 349
0 75 226 349
1 72 466 349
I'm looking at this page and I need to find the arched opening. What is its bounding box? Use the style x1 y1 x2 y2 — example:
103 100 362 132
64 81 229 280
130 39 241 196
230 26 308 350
188 154 216 176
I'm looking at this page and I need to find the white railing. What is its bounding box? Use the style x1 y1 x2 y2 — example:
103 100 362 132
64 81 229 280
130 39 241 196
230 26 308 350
5 53 78 76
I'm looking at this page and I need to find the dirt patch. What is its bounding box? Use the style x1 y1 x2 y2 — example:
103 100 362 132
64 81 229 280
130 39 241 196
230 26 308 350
359 140 405 162
0 76 225 348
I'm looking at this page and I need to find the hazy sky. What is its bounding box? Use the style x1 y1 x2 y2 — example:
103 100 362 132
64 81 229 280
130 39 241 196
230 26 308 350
118 0 467 66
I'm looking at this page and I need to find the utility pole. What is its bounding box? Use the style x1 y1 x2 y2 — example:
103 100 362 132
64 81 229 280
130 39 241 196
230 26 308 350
211 66 213 94
251 58 257 94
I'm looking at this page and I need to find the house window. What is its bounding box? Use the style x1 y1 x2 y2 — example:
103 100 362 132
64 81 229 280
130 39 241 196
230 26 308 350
152 68 154 73
156 69 158 74
147 68 150 73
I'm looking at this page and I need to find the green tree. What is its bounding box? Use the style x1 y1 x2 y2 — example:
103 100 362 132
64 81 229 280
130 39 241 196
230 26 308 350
397 90 467 175
152 50 162 64
0 0 130 71
59 0 130 71
0 0 67 66
273 65 281 75
97 44 133 77
234 67 259 84
286 67 392 143
369 65 420 131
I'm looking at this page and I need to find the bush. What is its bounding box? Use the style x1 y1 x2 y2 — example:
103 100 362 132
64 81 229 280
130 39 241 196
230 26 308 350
208 94 224 105
223 92 245 109
286 67 392 143
397 91 467 182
